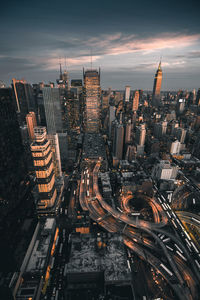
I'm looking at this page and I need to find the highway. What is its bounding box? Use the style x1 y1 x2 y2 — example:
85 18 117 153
78 160 200 300
176 211 200 231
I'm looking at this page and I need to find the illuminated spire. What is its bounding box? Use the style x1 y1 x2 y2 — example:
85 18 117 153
158 60 162 71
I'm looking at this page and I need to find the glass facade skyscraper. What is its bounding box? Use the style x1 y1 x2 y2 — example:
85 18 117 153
83 69 101 133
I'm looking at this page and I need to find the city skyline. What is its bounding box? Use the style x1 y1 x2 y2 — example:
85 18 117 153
1 0 200 90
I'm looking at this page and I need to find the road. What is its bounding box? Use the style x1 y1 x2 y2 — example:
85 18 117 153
78 160 200 300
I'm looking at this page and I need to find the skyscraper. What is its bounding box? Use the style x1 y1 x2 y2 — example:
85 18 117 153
26 111 37 140
125 85 131 102
42 87 63 134
83 68 101 133
154 121 167 139
108 105 116 138
31 127 57 212
113 122 124 160
125 120 133 144
135 123 146 156
152 62 162 106
12 78 35 123
132 90 139 111
0 88 28 215
136 123 146 146
196 88 200 106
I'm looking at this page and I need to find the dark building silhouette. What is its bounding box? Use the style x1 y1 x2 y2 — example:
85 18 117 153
196 88 200 106
12 78 35 124
0 88 28 216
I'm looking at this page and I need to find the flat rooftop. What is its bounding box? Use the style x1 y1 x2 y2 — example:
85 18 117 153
66 233 131 283
25 218 56 273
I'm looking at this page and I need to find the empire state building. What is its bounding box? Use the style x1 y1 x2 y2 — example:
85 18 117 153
152 61 162 106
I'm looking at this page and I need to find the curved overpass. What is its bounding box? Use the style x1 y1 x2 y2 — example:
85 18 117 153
78 162 200 299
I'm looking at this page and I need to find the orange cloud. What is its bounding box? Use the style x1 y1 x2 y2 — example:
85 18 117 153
104 33 200 56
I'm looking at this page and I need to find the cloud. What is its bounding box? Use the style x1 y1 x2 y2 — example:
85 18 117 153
28 32 200 70
86 32 200 56
43 55 101 70
187 51 200 58
1 31 200 83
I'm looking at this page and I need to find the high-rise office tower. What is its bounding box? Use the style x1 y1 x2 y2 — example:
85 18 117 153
32 83 46 126
12 78 35 123
135 123 146 156
154 121 167 139
70 79 83 129
188 89 196 105
177 99 185 114
26 111 37 140
31 127 57 212
152 62 162 106
135 123 146 146
125 145 136 161
113 121 124 160
0 88 28 215
83 68 101 133
174 127 187 144
132 90 139 111
170 140 181 155
43 84 68 169
196 88 200 106
125 120 133 144
42 87 63 134
139 89 143 103
64 90 80 132
125 85 131 102
57 132 68 168
108 105 116 138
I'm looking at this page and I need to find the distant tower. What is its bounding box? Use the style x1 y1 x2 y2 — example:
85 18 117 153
31 127 57 212
135 123 146 156
83 68 101 133
42 87 63 134
196 88 200 106
26 112 37 140
113 121 124 160
136 123 146 146
12 78 35 123
125 120 133 144
154 121 167 139
152 61 162 106
132 90 139 111
108 105 116 138
57 63 70 91
125 85 131 102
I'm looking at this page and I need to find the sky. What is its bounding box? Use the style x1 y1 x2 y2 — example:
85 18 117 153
1 0 200 90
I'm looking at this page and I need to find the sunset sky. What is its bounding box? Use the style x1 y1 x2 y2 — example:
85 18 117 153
1 0 200 90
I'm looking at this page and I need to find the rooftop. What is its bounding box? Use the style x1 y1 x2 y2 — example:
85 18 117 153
66 233 131 283
25 218 56 273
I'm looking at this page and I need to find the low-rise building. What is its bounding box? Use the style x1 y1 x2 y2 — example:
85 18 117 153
14 218 57 300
